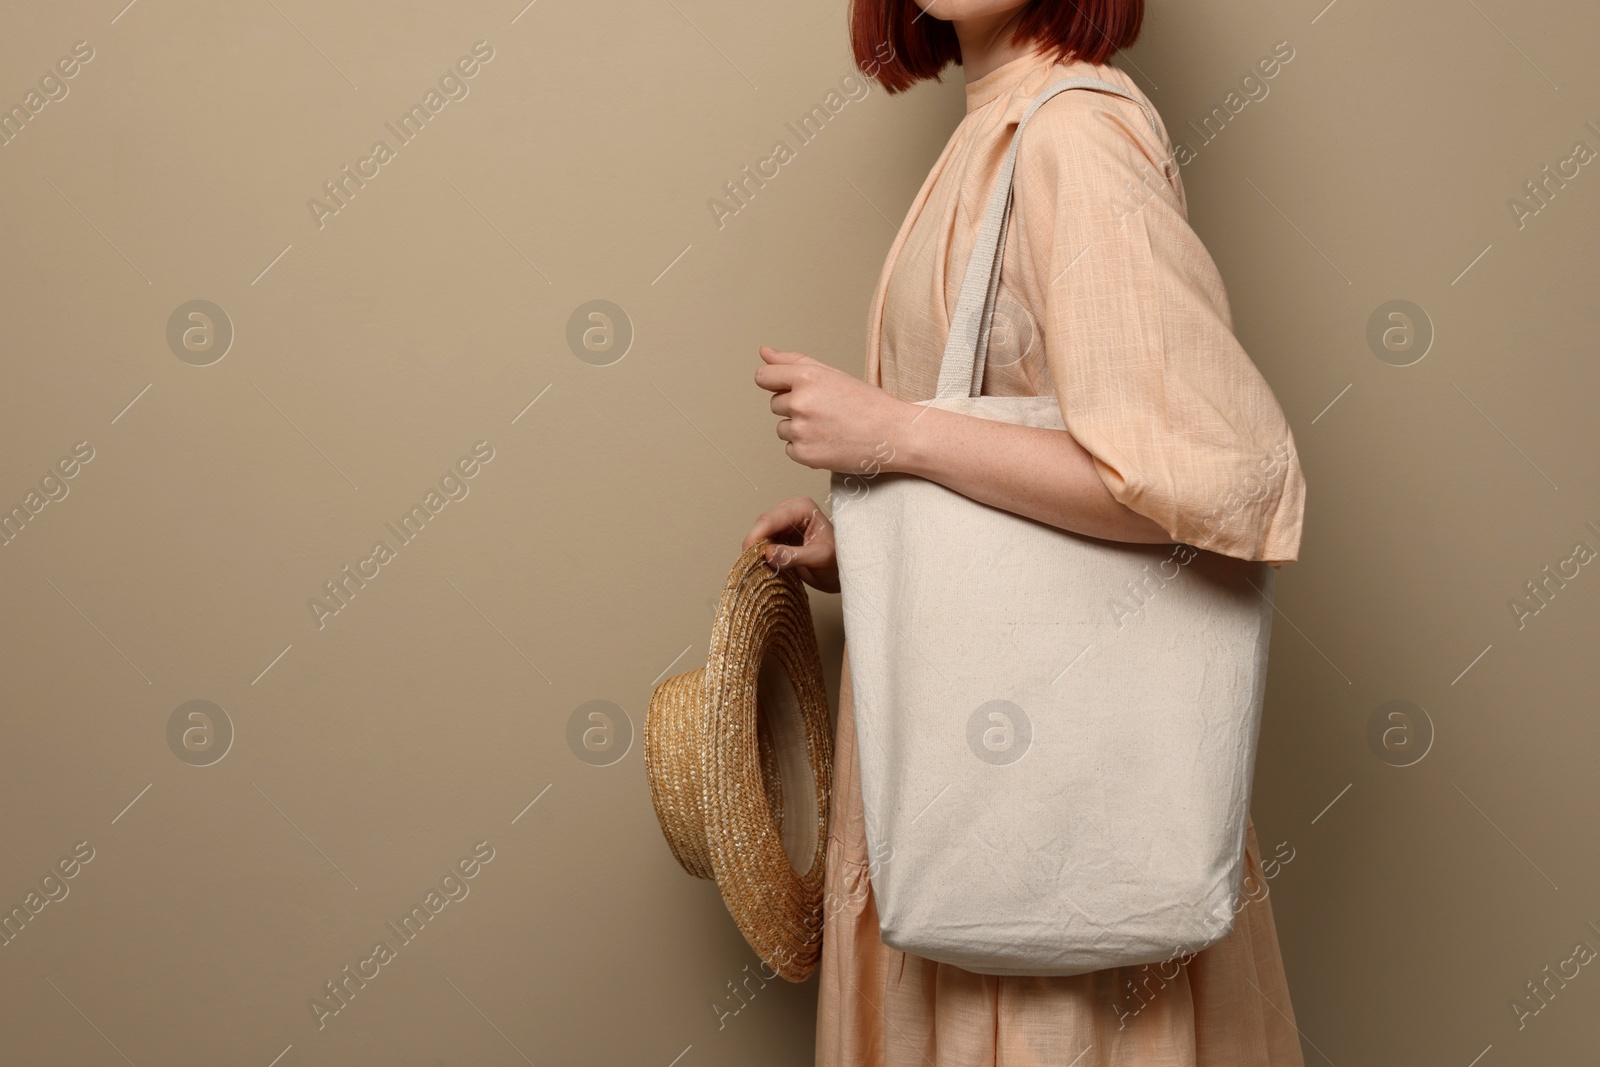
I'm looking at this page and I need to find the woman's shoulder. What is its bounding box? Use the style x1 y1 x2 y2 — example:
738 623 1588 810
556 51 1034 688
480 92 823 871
997 59 1165 146
1005 58 1181 200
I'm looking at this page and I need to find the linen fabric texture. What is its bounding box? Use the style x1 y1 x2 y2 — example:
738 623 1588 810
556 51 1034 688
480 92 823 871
831 72 1276 976
815 49 1307 1066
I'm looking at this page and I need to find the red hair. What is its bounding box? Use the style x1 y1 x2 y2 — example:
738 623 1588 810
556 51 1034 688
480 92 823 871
850 0 1144 94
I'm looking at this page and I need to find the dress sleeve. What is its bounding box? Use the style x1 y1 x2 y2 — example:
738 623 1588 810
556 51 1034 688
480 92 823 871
1008 90 1306 564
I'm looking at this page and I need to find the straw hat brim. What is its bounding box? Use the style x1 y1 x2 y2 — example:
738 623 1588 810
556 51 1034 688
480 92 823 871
645 539 832 982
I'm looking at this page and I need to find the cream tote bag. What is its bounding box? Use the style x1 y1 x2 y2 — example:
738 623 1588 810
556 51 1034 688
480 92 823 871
829 77 1277 977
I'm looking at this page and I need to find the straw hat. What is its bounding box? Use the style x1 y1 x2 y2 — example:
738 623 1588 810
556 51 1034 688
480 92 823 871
645 539 833 982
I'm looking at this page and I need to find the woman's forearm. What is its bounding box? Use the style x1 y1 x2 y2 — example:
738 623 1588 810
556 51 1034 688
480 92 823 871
751 345 1177 546
889 403 1175 546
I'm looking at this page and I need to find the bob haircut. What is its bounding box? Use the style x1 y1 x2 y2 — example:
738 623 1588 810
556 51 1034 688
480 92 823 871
850 0 1144 94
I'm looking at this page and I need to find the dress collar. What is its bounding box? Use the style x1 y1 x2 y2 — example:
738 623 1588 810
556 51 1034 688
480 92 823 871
964 47 1056 114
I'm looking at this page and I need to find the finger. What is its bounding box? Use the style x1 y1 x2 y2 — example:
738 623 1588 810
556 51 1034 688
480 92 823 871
753 365 802 393
768 392 792 417
746 505 811 553
743 497 815 548
765 538 831 571
773 417 795 443
759 345 818 366
796 565 841 595
764 510 830 567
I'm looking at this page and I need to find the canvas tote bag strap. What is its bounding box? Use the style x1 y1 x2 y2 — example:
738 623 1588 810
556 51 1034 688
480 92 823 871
932 76 1161 401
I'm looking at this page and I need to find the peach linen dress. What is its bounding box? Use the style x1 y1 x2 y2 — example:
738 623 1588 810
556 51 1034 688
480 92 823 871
815 50 1309 1067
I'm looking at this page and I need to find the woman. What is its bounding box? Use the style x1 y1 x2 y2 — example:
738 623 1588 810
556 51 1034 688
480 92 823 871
745 1 1308 1063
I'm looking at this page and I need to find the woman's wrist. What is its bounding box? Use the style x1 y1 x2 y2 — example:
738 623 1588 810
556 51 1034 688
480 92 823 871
880 397 933 477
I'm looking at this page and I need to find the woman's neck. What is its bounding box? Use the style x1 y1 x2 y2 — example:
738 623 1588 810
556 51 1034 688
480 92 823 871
950 5 1038 83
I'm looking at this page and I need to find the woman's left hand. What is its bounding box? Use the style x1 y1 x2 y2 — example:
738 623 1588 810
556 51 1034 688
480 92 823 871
754 345 910 472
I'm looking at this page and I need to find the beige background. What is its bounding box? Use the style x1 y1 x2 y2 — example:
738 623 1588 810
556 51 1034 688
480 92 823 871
1 0 1597 1063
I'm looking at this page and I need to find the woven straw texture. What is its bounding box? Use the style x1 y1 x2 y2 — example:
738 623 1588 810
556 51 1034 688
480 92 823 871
645 539 832 982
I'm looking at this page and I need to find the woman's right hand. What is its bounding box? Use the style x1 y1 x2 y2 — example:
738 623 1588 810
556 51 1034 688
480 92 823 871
743 496 839 594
